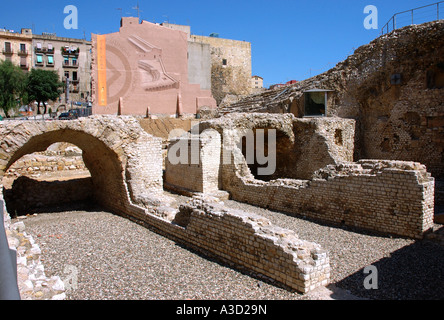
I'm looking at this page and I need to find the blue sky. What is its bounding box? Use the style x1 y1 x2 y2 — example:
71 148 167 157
1 0 440 87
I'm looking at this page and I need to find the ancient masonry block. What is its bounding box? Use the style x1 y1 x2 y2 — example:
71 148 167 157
1 115 330 294
224 158 435 239
174 196 330 293
165 129 221 194
0 116 163 214
102 192 331 294
164 114 435 239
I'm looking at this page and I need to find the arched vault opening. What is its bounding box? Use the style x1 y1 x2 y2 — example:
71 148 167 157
0 116 164 219
1 128 127 215
2 142 92 215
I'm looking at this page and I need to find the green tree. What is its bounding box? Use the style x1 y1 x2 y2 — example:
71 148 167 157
27 69 63 114
0 60 26 117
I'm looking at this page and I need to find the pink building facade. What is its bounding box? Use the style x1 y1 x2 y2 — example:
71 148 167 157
91 17 216 116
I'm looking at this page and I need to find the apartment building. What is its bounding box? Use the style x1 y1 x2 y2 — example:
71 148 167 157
0 28 33 72
32 33 91 104
251 75 264 93
0 26 92 106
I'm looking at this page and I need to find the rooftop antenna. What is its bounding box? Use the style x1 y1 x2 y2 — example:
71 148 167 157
116 8 123 18
133 2 142 21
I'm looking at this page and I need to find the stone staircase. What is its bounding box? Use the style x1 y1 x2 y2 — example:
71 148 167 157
218 87 293 114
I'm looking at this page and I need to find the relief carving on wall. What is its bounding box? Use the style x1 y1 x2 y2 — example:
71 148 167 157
128 35 179 91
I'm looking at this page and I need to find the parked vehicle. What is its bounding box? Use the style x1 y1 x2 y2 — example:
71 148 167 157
58 112 72 120
68 109 80 119
68 107 92 118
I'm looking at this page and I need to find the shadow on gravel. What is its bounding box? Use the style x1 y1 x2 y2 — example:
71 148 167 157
21 200 105 215
334 240 444 300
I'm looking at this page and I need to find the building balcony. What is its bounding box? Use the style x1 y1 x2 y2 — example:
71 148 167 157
2 49 13 55
61 48 79 56
18 50 28 56
63 61 79 68
62 61 79 68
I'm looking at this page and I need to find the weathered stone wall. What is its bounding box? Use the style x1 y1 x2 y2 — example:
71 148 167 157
139 118 198 141
0 116 163 214
198 113 356 180
1 116 330 294
4 154 87 179
3 177 93 215
222 157 435 239
165 129 221 194
221 21 444 179
164 114 435 239
191 35 252 105
118 195 330 294
188 41 212 91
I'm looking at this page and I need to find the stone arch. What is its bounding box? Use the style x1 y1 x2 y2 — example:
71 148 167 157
238 126 297 181
4 129 124 212
0 116 163 215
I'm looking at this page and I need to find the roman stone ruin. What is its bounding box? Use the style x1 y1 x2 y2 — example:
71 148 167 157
220 21 444 183
164 113 435 239
1 20 442 296
0 116 331 294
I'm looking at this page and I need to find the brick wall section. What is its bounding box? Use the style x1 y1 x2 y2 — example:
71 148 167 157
165 135 205 193
175 197 330 293
165 130 221 193
164 114 434 238
124 133 164 204
222 155 435 239
5 154 87 178
113 195 330 294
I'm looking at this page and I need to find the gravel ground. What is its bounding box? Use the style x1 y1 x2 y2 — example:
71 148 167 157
18 196 444 300
223 200 444 300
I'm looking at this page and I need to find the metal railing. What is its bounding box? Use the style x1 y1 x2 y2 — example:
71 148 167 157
381 1 443 35
0 201 21 300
